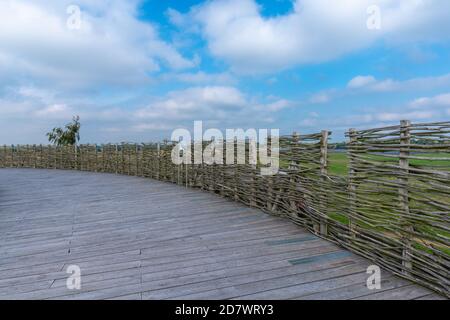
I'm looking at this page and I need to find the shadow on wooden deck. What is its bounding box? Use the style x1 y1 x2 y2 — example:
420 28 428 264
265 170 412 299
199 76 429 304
0 168 443 300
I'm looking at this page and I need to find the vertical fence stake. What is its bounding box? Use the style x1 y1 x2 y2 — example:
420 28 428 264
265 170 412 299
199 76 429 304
289 132 299 213
177 148 181 185
1 145 5 168
73 143 77 170
266 135 274 212
39 144 44 168
250 138 257 207
115 145 118 174
319 130 329 236
54 145 57 169
399 120 413 274
186 143 190 188
135 144 139 176
156 143 160 180
234 139 239 201
348 128 357 237
128 144 131 175
95 144 98 172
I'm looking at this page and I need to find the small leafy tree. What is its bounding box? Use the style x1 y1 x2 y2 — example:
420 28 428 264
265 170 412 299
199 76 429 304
46 116 81 146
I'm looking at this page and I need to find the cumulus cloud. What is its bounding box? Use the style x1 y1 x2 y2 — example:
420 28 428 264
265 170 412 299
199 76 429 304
160 71 236 85
306 73 450 105
0 81 292 142
135 86 246 120
0 0 195 89
375 110 435 122
297 94 449 134
34 104 73 119
133 86 292 130
347 73 450 92
347 76 377 89
309 93 331 104
173 0 450 74
409 93 450 109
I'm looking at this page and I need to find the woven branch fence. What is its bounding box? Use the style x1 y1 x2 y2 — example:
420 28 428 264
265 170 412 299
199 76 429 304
0 120 449 297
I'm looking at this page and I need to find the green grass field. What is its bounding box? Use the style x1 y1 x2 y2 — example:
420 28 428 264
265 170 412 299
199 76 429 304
327 151 450 255
328 152 450 176
328 152 349 176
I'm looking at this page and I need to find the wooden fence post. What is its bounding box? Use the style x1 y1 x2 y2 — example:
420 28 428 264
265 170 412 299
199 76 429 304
26 144 29 168
74 143 77 170
177 148 181 185
85 144 90 171
399 120 413 274
211 141 216 192
156 143 161 180
289 132 299 212
114 144 118 174
319 130 329 236
1 145 5 168
45 146 51 169
234 139 239 201
266 135 274 212
39 145 41 168
53 145 57 169
120 143 124 175
94 144 98 172
128 144 131 175
250 138 257 207
135 144 139 176
185 145 189 188
101 144 105 172
348 128 357 237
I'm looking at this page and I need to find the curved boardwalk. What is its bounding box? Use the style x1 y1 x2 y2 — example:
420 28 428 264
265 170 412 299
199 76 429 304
0 168 442 300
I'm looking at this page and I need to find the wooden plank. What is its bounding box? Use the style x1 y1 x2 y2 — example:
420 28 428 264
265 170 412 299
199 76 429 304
353 284 433 300
295 275 411 300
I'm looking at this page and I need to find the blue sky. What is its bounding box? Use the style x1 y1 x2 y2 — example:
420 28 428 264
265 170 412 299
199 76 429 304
1 0 450 144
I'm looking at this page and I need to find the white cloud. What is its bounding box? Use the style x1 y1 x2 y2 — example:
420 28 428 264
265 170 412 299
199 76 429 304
347 73 450 92
375 111 435 122
0 81 292 142
16 86 55 102
335 110 436 128
160 71 236 85
131 123 175 132
347 76 377 89
409 93 450 109
135 86 247 121
0 0 195 89
34 104 73 119
265 99 292 112
179 0 450 74
297 95 446 133
133 86 291 130
300 118 318 128
309 93 331 104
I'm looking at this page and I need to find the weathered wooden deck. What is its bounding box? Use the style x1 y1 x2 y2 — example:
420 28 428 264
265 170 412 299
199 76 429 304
0 168 443 300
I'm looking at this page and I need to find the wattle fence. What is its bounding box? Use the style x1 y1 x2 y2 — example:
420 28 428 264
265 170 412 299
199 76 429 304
1 120 449 297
